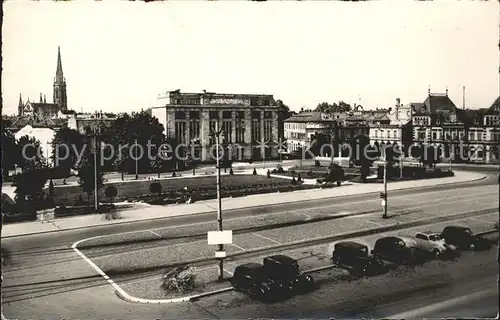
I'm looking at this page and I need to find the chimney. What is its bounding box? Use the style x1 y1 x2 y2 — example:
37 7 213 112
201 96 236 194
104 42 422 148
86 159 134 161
428 86 431 95
40 93 43 103
462 86 465 110
43 94 47 103
396 98 400 107
446 86 448 96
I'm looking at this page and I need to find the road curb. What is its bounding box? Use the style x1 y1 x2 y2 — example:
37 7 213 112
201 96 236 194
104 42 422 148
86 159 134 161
74 206 496 305
1 172 487 239
113 222 498 304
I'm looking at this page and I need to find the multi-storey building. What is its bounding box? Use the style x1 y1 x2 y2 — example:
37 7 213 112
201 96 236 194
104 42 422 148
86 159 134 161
150 90 283 162
283 112 336 152
369 98 415 154
412 89 500 163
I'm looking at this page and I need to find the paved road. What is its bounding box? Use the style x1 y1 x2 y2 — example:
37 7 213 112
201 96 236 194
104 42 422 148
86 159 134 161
1 169 498 319
191 240 498 319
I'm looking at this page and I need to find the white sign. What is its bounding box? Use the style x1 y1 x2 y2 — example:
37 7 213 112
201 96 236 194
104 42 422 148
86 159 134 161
215 251 227 258
381 200 386 207
207 230 233 245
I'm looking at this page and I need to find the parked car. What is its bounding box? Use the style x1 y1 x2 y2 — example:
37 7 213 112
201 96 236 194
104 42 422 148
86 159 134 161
331 241 386 276
371 235 437 265
440 226 492 250
415 231 457 256
371 236 414 265
230 263 282 301
262 255 315 295
399 235 443 261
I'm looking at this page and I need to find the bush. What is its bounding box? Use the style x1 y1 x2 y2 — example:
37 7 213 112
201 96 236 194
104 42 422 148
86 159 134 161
161 265 197 293
315 160 321 167
104 211 123 220
149 182 162 195
105 186 118 199
277 167 285 174
229 168 234 175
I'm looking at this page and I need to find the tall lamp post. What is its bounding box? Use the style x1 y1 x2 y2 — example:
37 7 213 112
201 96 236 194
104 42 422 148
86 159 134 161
382 147 388 219
399 124 403 180
93 127 99 212
214 121 225 281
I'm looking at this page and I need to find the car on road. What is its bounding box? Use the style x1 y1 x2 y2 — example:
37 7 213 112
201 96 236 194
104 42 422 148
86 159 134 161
415 231 457 256
262 255 315 295
230 263 282 301
331 241 386 276
371 235 438 265
440 226 492 250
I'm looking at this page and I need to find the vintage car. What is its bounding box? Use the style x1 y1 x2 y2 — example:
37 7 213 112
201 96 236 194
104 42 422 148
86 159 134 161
262 255 315 295
440 226 492 250
371 235 438 265
331 241 386 276
415 231 457 256
230 263 282 301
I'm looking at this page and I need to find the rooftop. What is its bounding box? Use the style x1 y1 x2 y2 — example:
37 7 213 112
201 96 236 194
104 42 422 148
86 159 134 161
285 112 335 123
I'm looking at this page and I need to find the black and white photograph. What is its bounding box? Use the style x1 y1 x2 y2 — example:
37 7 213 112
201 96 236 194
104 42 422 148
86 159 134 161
1 1 499 319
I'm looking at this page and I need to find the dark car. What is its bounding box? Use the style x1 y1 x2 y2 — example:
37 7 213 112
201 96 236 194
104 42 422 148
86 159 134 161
371 236 418 265
262 255 314 295
230 263 282 301
440 226 492 250
331 241 386 276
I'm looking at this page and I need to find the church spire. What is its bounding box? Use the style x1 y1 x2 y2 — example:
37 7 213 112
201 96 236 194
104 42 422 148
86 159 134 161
55 46 64 82
18 94 24 116
53 46 68 110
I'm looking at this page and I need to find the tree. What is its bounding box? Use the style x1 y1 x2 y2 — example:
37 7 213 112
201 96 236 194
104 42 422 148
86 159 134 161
315 101 352 114
107 111 166 176
16 135 45 171
149 182 162 196
104 185 118 202
1 130 18 179
422 145 441 170
327 163 345 186
51 127 85 174
13 167 48 212
351 135 377 182
77 153 104 208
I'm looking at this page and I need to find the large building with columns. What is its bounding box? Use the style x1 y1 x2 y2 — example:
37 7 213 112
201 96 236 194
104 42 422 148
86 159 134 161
150 90 283 162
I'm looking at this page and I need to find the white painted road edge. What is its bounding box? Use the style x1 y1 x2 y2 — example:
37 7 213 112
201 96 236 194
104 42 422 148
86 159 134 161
386 287 498 319
72 208 497 304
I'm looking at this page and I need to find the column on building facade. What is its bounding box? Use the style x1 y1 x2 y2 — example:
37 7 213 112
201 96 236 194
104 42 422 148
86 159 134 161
260 110 265 158
271 109 279 158
200 109 211 161
231 111 236 144
244 108 252 160
185 109 190 146
166 109 176 139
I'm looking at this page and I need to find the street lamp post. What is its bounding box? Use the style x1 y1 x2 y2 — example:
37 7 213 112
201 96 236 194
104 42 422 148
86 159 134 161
382 149 388 219
399 124 403 180
135 138 139 180
214 121 224 281
93 128 99 212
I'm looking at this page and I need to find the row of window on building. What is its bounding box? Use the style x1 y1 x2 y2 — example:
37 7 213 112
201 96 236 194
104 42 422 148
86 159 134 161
174 110 273 120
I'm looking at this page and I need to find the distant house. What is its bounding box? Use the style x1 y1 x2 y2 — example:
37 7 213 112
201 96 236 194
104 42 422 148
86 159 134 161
284 112 336 152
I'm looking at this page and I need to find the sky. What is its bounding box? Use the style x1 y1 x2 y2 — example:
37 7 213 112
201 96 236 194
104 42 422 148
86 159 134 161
2 1 499 116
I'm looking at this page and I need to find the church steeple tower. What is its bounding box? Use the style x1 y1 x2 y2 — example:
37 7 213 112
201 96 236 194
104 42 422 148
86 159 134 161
18 93 24 116
53 46 68 110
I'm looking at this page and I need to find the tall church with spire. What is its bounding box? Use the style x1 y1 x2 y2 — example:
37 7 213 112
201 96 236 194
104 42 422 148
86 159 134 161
18 46 69 119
